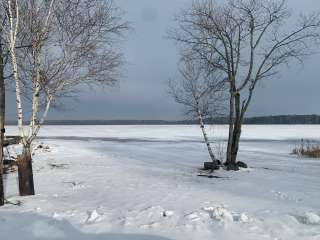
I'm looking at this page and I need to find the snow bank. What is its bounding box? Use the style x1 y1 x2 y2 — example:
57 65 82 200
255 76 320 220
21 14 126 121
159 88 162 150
303 212 320 225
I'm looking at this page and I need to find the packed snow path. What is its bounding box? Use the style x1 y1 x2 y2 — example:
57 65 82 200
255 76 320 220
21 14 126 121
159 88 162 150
1 125 320 240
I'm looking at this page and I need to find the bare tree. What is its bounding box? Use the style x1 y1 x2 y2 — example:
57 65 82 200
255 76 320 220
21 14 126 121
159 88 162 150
171 0 320 170
169 57 225 164
3 0 128 195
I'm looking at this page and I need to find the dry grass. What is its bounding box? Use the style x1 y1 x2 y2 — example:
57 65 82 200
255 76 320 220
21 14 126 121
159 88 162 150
215 140 226 161
292 139 320 158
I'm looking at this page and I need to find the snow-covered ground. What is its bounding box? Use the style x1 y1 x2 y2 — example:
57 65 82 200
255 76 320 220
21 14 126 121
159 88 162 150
1 125 320 240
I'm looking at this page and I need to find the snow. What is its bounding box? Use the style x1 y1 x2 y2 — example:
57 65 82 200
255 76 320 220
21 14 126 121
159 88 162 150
86 209 104 224
303 212 320 225
1 125 320 240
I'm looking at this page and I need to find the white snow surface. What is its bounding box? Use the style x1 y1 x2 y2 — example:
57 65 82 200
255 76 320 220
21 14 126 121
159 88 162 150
1 125 320 240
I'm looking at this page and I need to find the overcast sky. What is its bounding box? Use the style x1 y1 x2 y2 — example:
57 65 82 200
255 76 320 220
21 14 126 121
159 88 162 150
6 0 320 121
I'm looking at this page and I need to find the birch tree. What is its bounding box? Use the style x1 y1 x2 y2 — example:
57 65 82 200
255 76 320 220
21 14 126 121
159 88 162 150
169 57 225 163
4 0 128 195
0 3 15 205
171 0 320 170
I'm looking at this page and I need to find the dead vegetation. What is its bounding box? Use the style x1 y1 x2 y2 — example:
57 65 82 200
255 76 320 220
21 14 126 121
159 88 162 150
292 139 320 158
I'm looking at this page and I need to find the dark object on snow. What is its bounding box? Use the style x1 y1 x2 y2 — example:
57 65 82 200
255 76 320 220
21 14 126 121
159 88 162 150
224 162 239 171
4 199 22 206
49 163 69 169
203 160 221 170
36 144 50 151
198 174 224 179
224 161 248 171
237 161 248 168
3 159 16 166
215 160 222 165
3 136 21 147
3 159 17 174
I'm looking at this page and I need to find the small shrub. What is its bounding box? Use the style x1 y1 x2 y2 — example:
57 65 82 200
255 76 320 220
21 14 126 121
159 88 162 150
292 139 320 158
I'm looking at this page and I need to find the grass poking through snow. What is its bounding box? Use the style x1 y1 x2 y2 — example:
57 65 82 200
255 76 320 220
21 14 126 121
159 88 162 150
292 139 320 158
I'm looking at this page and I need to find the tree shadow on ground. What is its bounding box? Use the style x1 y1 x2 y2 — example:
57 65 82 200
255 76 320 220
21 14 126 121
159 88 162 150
0 212 174 240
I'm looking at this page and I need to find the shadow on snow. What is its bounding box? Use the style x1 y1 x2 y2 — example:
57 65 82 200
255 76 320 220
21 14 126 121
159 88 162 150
0 212 174 240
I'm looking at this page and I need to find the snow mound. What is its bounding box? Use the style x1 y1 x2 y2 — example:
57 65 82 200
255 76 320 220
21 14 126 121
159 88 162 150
52 212 63 220
183 206 251 228
86 210 104 224
162 210 175 217
203 206 250 223
210 207 234 222
303 212 320 225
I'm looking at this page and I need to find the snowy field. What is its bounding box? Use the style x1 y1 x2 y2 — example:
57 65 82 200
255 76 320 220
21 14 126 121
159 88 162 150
1 125 320 240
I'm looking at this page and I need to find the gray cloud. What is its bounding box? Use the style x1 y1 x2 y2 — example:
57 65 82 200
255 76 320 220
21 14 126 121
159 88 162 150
141 7 158 22
5 0 320 121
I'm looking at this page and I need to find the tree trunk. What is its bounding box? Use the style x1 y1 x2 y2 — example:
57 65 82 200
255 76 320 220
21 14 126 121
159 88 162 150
29 48 41 138
230 119 242 163
226 91 235 163
0 127 4 206
7 0 26 143
197 107 216 161
0 160 3 206
17 146 35 196
226 92 242 170
231 92 241 162
0 31 5 206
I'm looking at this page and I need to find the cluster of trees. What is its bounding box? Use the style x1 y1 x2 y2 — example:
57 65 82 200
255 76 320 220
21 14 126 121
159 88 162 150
1 0 320 207
170 0 320 170
0 0 128 206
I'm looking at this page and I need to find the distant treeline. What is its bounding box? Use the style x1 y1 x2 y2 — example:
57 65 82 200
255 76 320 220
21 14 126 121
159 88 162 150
5 115 320 125
187 115 320 125
243 115 320 125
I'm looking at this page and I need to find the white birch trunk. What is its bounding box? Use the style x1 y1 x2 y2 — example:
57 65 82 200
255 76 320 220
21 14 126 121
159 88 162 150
197 105 216 161
27 0 55 141
28 50 41 139
7 0 26 145
28 94 52 144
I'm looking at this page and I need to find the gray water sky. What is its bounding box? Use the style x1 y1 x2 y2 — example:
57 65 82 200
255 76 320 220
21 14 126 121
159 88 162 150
6 0 320 121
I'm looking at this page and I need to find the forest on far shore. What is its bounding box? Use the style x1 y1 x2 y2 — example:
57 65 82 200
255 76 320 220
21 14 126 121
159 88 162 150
5 115 320 125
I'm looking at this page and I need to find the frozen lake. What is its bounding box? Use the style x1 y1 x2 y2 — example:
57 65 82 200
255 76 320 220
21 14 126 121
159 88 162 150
1 125 320 240
6 124 320 141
